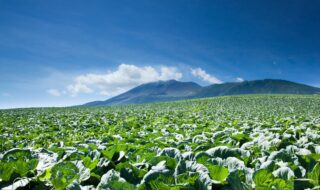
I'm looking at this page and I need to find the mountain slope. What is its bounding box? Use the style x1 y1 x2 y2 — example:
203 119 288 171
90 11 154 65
196 79 320 98
84 79 320 106
84 80 202 106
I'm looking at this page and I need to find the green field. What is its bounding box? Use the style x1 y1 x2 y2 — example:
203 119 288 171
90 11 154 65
1 95 320 190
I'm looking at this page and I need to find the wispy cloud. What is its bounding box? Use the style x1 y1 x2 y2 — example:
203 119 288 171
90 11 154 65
190 68 222 84
47 89 62 97
63 64 182 97
236 77 244 82
67 83 93 97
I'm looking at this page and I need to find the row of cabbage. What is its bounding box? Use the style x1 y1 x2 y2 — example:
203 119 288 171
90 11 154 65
1 95 320 189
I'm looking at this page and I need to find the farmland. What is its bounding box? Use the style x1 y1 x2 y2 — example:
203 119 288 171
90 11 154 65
1 95 320 190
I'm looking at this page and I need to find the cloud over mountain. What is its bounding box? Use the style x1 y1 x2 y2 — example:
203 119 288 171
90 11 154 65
190 68 222 84
65 64 182 96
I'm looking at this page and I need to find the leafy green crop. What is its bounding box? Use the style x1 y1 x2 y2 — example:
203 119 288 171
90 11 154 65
50 162 79 190
0 149 38 182
1 95 320 189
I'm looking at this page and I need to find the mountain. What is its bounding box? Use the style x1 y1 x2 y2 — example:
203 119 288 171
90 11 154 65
84 79 320 106
196 79 320 98
84 80 202 106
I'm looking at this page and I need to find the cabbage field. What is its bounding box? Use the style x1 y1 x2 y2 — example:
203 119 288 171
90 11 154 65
1 95 320 190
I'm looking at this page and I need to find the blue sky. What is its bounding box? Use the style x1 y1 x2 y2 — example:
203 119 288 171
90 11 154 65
1 0 320 108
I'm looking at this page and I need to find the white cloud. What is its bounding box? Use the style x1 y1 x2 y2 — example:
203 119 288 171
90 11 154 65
67 83 93 97
47 89 62 96
65 64 182 97
236 77 244 82
190 68 222 84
